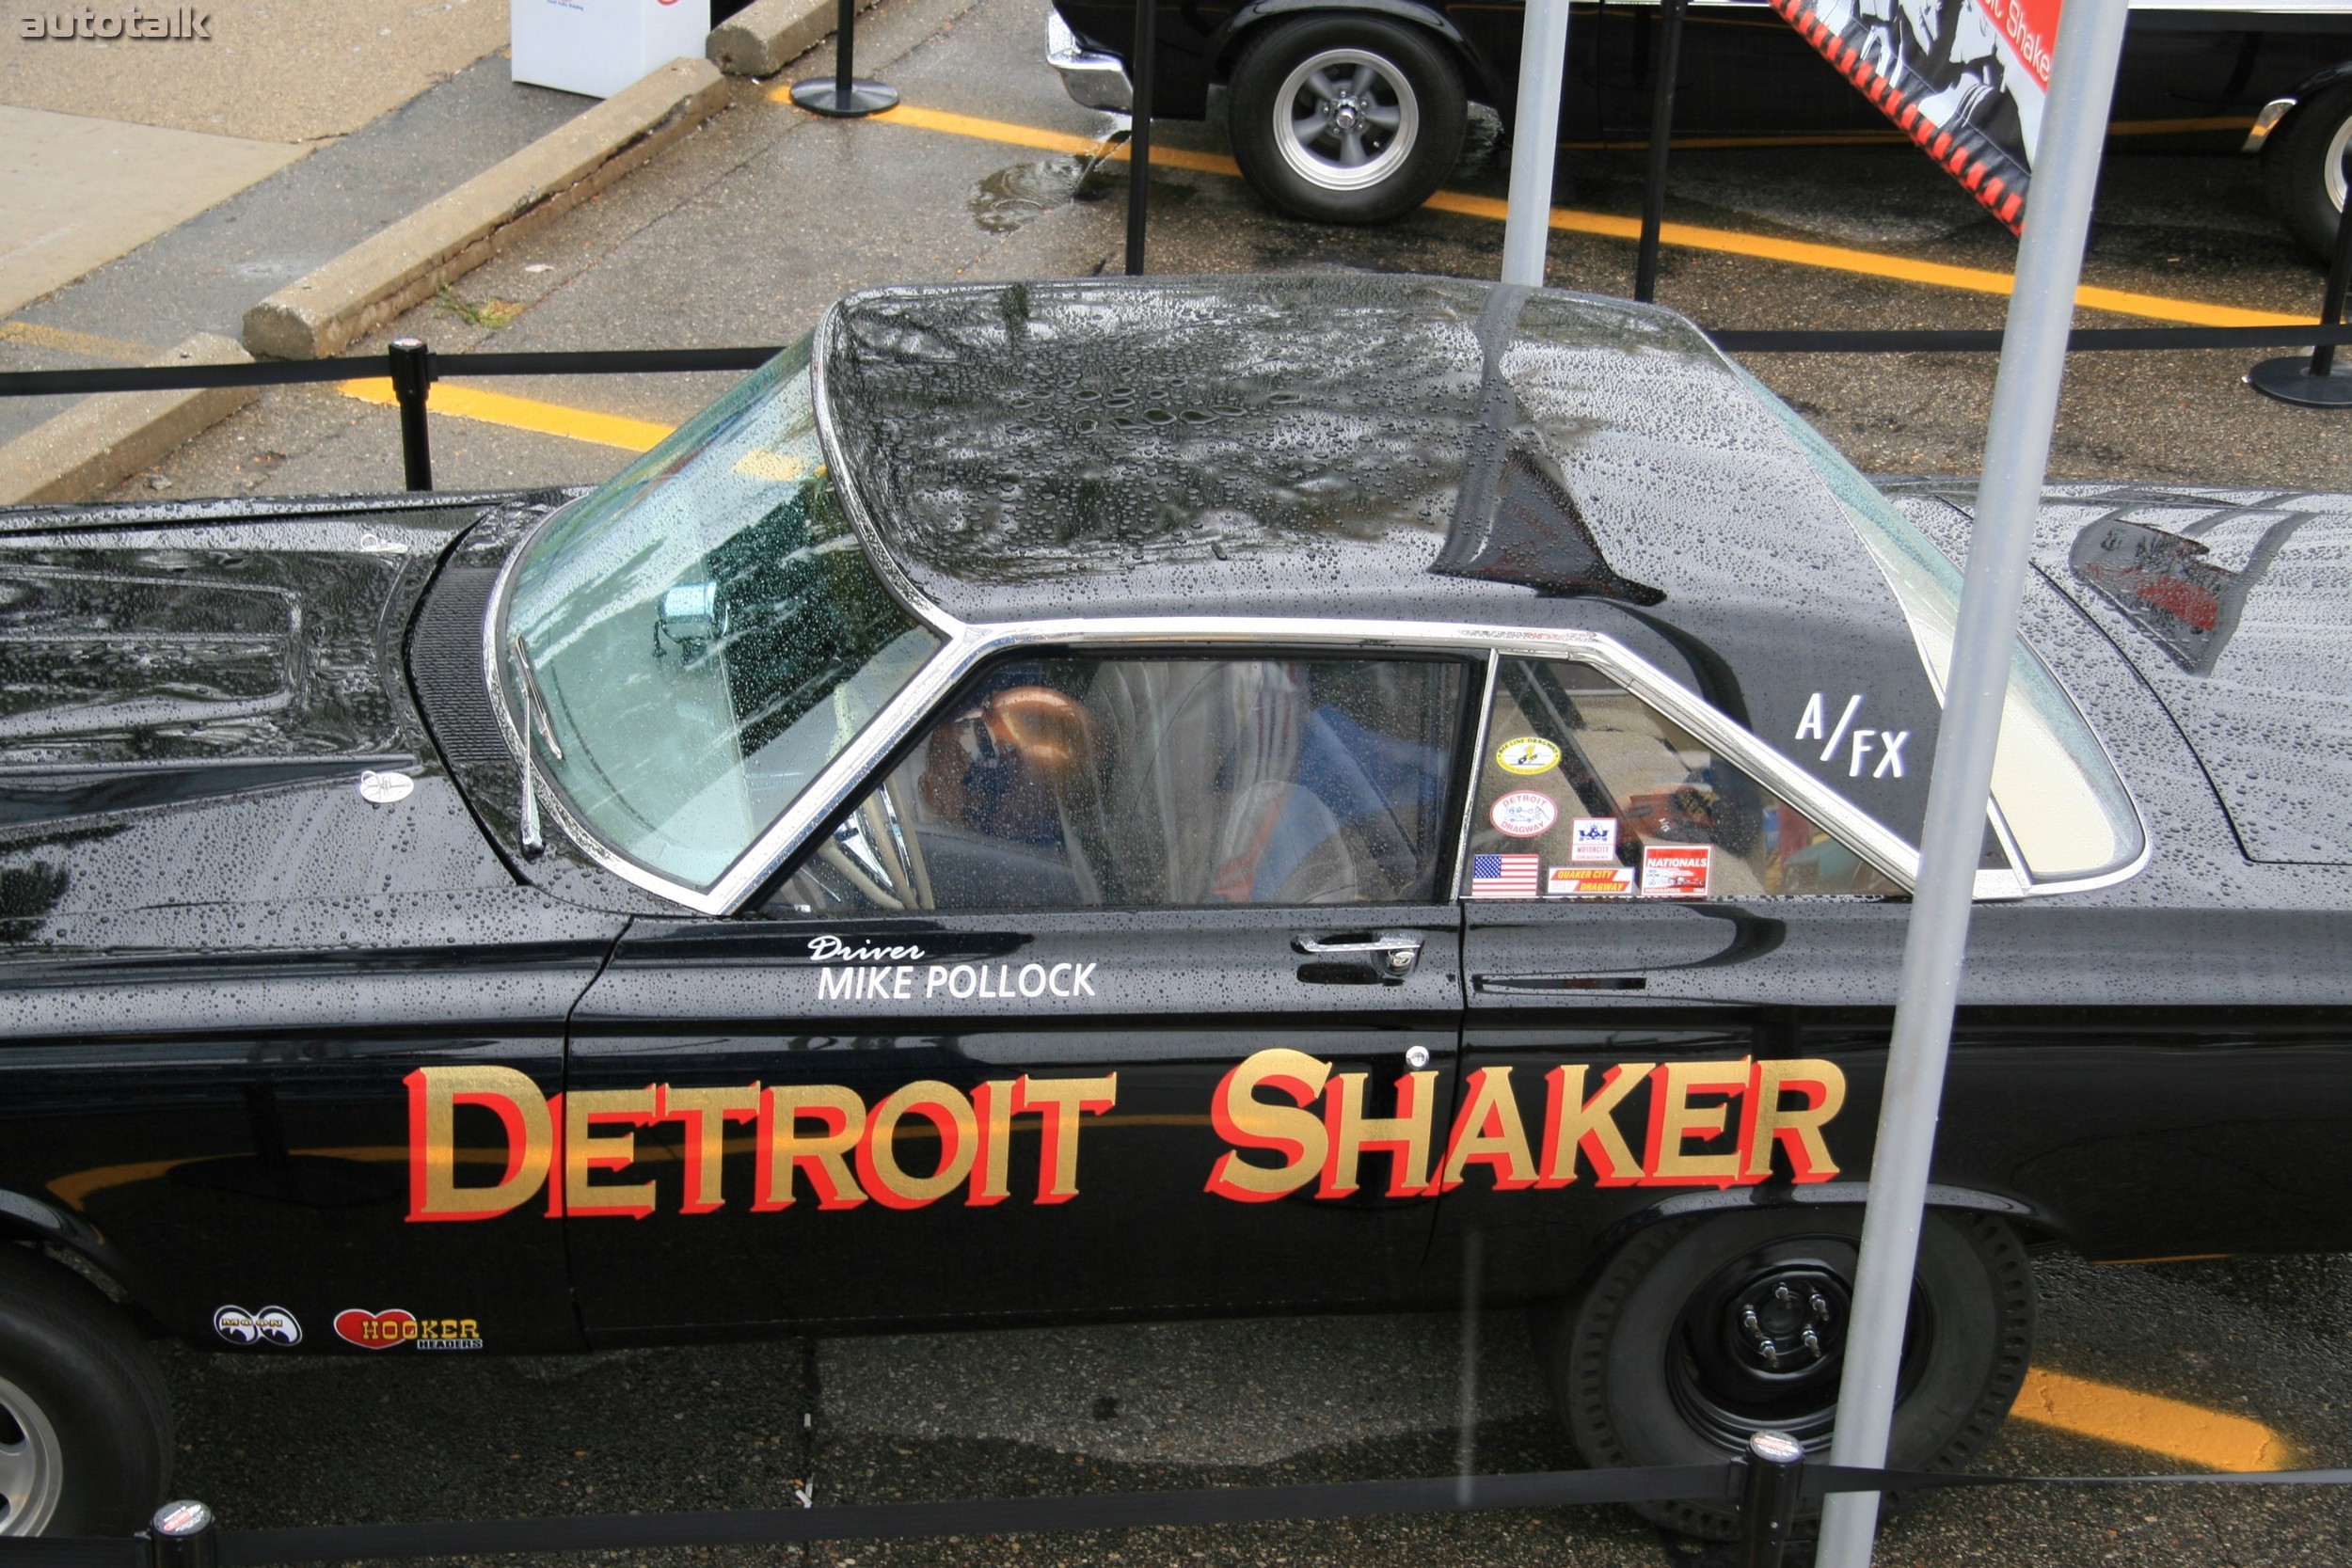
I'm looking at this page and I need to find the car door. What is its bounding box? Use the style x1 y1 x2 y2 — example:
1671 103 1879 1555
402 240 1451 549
564 647 1480 1338
1435 654 1911 1297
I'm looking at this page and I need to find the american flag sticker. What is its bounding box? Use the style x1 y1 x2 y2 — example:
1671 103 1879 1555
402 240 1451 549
1470 852 1541 898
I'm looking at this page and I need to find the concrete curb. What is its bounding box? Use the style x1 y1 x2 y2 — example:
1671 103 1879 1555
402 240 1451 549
243 57 730 361
707 0 884 77
0 334 256 506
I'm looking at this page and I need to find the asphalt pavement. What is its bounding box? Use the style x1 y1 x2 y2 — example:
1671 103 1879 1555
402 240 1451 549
35 0 2352 1560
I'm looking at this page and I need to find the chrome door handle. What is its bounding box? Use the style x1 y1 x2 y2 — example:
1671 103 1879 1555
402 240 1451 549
1293 933 1423 973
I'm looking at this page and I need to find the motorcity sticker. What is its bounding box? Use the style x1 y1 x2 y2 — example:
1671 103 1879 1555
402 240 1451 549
214 1305 300 1346
405 1048 1847 1221
1569 817 1617 863
1493 736 1561 775
1548 864 1635 897
1489 790 1559 838
1641 844 1711 897
335 1308 483 1351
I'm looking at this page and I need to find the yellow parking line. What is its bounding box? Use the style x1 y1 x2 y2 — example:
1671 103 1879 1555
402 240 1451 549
0 320 157 363
340 378 675 451
850 101 2307 329
2010 1366 2294 1472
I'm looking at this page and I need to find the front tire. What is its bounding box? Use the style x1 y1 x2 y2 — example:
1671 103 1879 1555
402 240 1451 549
0 1247 173 1536
1534 1209 2032 1541
2264 80 2352 261
1227 16 1468 225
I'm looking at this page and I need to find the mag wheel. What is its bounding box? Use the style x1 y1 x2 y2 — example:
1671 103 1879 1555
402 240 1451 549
1534 1209 2033 1541
1228 16 1467 224
0 1248 173 1536
2264 80 2352 261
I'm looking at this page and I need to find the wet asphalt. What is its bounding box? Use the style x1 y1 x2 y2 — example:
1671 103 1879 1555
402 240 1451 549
84 0 2352 1560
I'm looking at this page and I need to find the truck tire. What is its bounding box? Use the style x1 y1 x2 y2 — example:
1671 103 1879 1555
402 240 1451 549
1533 1208 2033 1541
2265 80 2352 261
0 1246 173 1537
1228 15 1468 225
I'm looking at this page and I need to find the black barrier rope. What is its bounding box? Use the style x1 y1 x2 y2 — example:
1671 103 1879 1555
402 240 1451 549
2 324 2347 498
5 325 2350 404
3 1459 2347 1568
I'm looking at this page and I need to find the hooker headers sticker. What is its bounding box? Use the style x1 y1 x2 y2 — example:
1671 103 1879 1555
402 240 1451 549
335 1308 483 1351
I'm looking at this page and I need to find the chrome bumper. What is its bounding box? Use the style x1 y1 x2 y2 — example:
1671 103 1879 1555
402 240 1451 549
1047 11 1133 113
2243 96 2296 153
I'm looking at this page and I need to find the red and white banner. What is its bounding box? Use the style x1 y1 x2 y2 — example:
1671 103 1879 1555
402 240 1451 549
1770 0 2065 232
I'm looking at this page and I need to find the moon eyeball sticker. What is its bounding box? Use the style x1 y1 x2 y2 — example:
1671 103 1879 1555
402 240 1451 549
1490 790 1559 838
1494 736 1562 776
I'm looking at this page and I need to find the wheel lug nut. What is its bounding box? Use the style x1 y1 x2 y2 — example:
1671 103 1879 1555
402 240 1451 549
1802 1327 1822 1356
1810 1292 1831 1321
1757 1338 1781 1368
1740 1306 1762 1339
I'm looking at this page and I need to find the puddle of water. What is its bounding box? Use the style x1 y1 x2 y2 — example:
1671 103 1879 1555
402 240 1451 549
970 155 1112 233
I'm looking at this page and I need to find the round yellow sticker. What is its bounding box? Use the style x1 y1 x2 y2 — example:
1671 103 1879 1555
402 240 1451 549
1495 736 1561 775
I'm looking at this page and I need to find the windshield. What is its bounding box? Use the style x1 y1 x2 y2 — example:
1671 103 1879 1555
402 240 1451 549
501 339 941 891
1749 375 2143 884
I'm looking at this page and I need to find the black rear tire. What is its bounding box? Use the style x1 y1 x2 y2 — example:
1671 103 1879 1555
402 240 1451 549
0 1246 173 1537
1533 1208 2032 1542
1227 15 1468 225
2264 80 2352 262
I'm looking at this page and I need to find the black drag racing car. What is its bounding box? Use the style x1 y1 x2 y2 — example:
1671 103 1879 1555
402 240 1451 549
2 273 2348 1542
1045 0 2352 253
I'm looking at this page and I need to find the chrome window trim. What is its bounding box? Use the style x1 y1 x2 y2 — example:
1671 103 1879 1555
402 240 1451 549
478 582 2126 916
713 617 1928 915
1451 649 1501 895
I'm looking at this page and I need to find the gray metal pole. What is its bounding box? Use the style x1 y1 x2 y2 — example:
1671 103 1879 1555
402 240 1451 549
1500 0 1571 286
1811 3 2131 1564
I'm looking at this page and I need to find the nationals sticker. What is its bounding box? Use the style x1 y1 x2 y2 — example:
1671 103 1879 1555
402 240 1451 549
1493 736 1562 776
1489 790 1559 838
1641 844 1712 898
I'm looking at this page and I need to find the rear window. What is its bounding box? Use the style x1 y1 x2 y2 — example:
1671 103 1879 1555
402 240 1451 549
1751 377 2143 885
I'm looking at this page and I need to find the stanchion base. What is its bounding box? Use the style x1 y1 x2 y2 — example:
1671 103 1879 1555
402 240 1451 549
2247 355 2352 407
789 79 901 117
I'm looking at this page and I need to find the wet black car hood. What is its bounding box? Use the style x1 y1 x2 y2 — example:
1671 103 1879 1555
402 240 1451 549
0 494 569 944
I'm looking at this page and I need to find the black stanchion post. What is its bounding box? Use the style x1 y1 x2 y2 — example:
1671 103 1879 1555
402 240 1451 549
1737 1431 1804 1568
1633 0 1688 303
147 1500 219 1568
1125 0 1155 275
2248 150 2352 407
388 337 435 493
789 0 899 117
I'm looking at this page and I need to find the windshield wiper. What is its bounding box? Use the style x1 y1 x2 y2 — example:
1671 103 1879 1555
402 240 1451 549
508 633 563 859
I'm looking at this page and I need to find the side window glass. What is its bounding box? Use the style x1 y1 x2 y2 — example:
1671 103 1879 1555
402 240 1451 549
1463 658 1903 900
771 656 1468 911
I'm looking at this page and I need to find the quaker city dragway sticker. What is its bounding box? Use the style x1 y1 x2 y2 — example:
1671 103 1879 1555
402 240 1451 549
1493 736 1562 775
334 1308 483 1351
1549 864 1636 897
214 1305 301 1346
1489 790 1559 838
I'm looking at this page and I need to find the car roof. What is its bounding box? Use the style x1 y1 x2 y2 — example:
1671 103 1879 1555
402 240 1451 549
816 273 1949 839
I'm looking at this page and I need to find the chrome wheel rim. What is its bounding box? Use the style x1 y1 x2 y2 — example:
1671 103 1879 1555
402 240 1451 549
1271 48 1420 193
0 1373 63 1537
2327 112 2349 214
